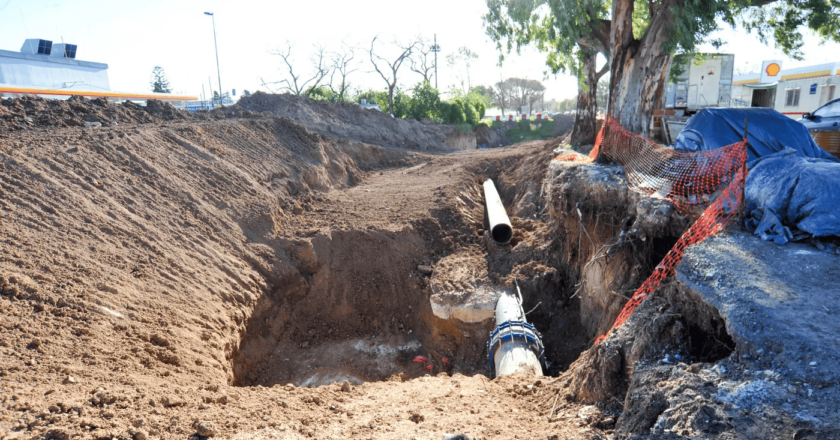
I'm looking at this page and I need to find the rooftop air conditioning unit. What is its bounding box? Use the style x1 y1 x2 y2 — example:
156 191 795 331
21 39 52 55
51 43 78 59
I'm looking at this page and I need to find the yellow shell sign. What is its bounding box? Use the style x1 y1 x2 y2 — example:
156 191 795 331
765 63 781 77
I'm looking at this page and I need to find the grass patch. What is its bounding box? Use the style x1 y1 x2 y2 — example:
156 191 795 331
504 119 555 142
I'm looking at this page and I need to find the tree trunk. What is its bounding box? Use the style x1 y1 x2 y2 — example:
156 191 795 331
571 52 600 146
607 0 673 137
387 85 395 116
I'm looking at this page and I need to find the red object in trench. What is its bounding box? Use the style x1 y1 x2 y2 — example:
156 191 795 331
412 355 427 364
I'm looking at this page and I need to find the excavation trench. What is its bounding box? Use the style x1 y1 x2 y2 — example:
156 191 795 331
229 155 735 393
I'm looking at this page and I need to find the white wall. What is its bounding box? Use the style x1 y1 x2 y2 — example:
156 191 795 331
0 51 110 91
775 76 839 118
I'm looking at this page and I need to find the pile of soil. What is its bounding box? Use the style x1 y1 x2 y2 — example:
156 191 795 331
231 92 475 151
0 96 196 132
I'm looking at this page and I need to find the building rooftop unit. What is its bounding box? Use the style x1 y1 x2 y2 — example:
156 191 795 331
0 38 196 103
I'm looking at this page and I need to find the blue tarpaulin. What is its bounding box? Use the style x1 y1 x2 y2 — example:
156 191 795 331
673 107 839 166
745 149 840 242
673 108 840 243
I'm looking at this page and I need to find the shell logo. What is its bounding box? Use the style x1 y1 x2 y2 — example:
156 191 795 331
765 63 781 77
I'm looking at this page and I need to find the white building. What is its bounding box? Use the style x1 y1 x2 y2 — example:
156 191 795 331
0 38 195 105
731 62 839 118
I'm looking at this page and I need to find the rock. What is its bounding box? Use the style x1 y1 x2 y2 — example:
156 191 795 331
341 380 352 392
101 409 115 418
417 265 433 275
195 421 215 437
84 122 102 128
45 429 70 440
198 403 210 410
63 375 77 384
160 396 186 407
133 430 148 440
442 435 470 440
409 412 425 423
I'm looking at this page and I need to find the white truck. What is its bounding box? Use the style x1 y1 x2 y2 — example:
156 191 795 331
665 54 735 113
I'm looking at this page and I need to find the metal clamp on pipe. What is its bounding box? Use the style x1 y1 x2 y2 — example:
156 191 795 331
487 320 545 378
483 178 513 244
486 288 544 378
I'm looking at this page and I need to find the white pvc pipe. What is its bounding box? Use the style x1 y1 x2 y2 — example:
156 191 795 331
483 179 513 243
493 291 543 377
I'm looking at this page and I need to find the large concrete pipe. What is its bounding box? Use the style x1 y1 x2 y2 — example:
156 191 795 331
483 179 513 244
486 288 544 377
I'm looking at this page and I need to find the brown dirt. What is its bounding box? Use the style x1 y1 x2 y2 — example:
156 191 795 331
0 94 611 440
0 97 202 132
231 92 475 151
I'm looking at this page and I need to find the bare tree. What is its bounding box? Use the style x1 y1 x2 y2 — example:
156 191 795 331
446 46 478 95
329 42 358 102
369 36 418 116
409 38 436 84
263 42 332 97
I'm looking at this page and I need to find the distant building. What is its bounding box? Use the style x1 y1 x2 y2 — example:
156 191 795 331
731 62 839 118
0 38 196 105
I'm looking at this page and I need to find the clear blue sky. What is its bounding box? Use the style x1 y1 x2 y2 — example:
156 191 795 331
0 0 836 101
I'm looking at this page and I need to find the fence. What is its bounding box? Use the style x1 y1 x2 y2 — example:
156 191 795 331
554 117 747 343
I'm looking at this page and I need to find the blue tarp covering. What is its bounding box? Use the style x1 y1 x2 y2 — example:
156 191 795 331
672 108 840 243
673 107 839 166
745 149 840 242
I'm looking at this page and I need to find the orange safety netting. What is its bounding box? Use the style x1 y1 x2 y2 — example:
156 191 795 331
553 117 747 344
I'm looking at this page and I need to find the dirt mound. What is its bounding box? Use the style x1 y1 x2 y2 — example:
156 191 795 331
474 123 506 147
551 113 575 137
232 92 475 151
0 95 199 132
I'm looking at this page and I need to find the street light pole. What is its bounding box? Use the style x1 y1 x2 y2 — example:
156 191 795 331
431 34 441 90
204 12 223 107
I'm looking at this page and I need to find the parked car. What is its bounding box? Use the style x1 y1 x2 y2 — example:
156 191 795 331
800 98 840 158
800 98 840 131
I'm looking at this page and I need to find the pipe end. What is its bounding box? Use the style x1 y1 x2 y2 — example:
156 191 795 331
491 224 513 244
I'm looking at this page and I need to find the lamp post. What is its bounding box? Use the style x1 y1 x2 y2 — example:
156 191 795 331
204 12 223 107
431 34 441 90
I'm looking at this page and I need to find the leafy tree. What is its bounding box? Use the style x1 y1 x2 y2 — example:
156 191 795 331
357 90 389 109
467 86 492 117
242 89 252 98
464 102 480 125
408 81 441 120
489 0 840 137
150 66 172 93
484 0 610 145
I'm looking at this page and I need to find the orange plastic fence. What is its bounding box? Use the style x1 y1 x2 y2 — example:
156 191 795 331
553 117 747 344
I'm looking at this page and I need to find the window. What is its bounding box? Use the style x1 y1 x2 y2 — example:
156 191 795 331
36 39 52 55
63 44 77 59
813 100 840 118
785 88 800 107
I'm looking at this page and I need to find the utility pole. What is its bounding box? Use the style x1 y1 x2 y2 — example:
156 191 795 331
204 12 223 106
431 34 441 90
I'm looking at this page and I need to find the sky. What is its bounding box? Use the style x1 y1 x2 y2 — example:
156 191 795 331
1 0 838 102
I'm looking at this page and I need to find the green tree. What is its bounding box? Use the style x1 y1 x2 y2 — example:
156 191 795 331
242 89 252 98
489 0 840 138
150 66 171 93
464 102 480 125
484 0 610 145
408 81 441 120
356 90 390 110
